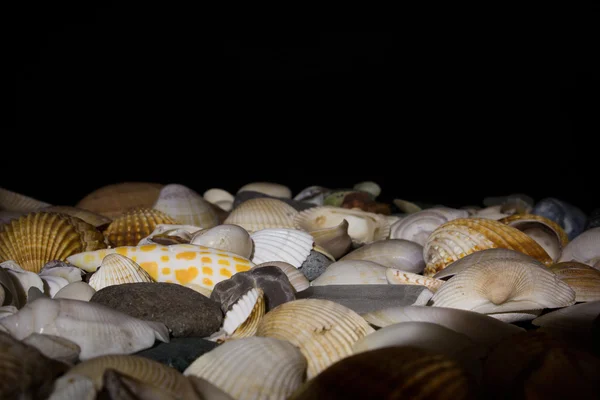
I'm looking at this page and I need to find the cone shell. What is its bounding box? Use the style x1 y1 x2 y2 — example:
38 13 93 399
386 269 445 292
76 182 163 219
0 187 51 212
0 212 107 273
153 184 219 228
250 228 314 268
558 227 600 266
191 224 253 259
340 239 425 273
222 288 265 337
389 208 469 246
237 182 292 199
184 337 306 400
306 219 353 259
253 261 310 292
224 198 298 232
103 208 177 247
40 206 112 229
256 298 375 379
311 260 388 286
88 254 154 291
423 218 553 276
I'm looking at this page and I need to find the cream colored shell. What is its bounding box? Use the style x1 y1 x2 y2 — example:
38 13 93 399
558 227 600 266
237 182 292 199
224 198 298 232
250 228 313 268
306 219 353 260
252 261 310 292
153 184 219 228
340 239 425 273
191 224 253 259
88 254 154 291
311 260 388 286
389 208 469 246
0 187 51 212
386 269 445 292
549 262 600 302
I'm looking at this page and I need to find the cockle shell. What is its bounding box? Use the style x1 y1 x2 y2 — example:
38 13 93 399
549 262 600 302
250 228 314 268
237 182 292 199
0 297 169 360
153 184 219 228
311 260 388 286
224 198 298 232
386 269 445 292
191 224 253 259
53 281 96 301
103 208 178 247
88 254 154 291
0 212 107 273
184 337 306 400
423 217 553 276
0 187 51 212
558 227 600 266
40 206 112 229
253 261 310 292
340 239 425 273
256 298 375 379
305 219 352 260
66 244 255 291
0 210 26 225
294 206 390 246
76 182 164 219
389 207 469 246
203 188 235 212
222 288 265 337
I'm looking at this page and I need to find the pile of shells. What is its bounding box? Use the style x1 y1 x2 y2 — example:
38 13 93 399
1 182 599 399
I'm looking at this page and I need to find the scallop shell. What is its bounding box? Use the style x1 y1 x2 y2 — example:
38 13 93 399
0 187 51 212
53 281 96 301
222 288 265 337
250 228 314 268
256 298 375 378
191 224 253 259
40 206 112 229
103 208 177 247
353 181 381 198
0 212 107 273
252 261 310 292
184 337 306 400
386 269 445 292
203 188 235 212
549 262 600 302
237 182 292 199
311 260 388 286
224 198 298 232
88 254 154 291
76 182 164 219
557 227 600 266
389 207 469 246
153 184 219 228
340 239 425 273
304 219 352 260
423 217 553 276
294 206 390 246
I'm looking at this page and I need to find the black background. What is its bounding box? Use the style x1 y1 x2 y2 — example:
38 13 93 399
11 6 599 213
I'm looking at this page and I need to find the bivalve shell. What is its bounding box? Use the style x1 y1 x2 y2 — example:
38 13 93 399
153 184 219 228
222 288 265 337
389 207 469 246
311 260 388 286
0 187 51 212
558 227 600 266
103 208 177 247
40 206 112 229
340 239 425 273
76 182 163 219
191 224 253 259
88 254 154 291
386 269 445 292
203 188 235 212
548 262 600 302
250 228 313 268
305 219 353 260
224 198 298 232
237 182 292 199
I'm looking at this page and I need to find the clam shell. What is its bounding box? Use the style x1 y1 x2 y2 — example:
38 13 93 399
423 218 553 276
222 288 264 337
389 207 469 246
104 208 177 247
558 226 600 266
88 254 154 291
471 205 513 220
224 198 298 232
340 239 425 273
256 298 375 378
486 310 543 323
237 182 292 199
386 269 445 292
153 184 219 228
293 186 331 205
294 206 390 246
22 333 81 364
184 337 306 400
311 260 388 286
191 224 253 259
47 374 96 400
0 212 107 273
252 261 310 292
40 275 70 298
250 228 313 268
0 187 51 212
40 206 112 229
303 219 352 259
353 181 381 198
53 281 96 301
549 262 600 302
99 369 181 400
203 188 235 212
76 182 163 219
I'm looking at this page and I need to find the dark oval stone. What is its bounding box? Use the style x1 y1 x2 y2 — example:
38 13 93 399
532 198 587 240
298 250 332 281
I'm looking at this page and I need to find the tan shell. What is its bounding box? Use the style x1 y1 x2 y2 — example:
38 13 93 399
76 182 163 219
153 184 219 228
306 219 353 259
386 269 445 292
88 254 154 291
311 260 388 286
40 206 112 229
256 298 375 379
423 218 553 276
191 224 253 258
0 212 107 273
222 288 265 338
549 262 600 302
223 198 298 233
0 187 51 212
237 182 292 199
252 261 310 292
103 208 177 247
389 208 469 246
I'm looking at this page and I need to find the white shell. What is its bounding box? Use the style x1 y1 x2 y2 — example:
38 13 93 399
222 288 262 335
153 184 219 228
250 228 314 268
311 260 388 286
48 374 96 400
0 260 44 307
386 269 445 292
191 224 253 259
39 265 84 283
307 219 353 260
487 310 542 323
237 182 292 199
53 281 96 301
224 198 298 233
472 205 512 220
41 275 70 298
389 208 469 246
558 227 600 266
203 188 235 212
22 333 81 364
353 181 381 198
0 305 17 319
340 239 425 273
252 261 310 292
88 254 154 291
412 288 435 305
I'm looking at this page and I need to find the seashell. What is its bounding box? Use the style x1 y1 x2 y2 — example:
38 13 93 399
237 182 292 199
40 275 70 298
549 261 600 302
76 182 164 219
88 254 154 291
137 223 202 246
303 219 352 260
483 193 534 209
471 205 514 220
423 217 553 276
0 187 51 212
413 287 435 305
188 376 235 400
22 333 81 364
558 226 600 266
0 212 107 273
53 281 96 301
256 298 375 378
340 238 425 273
360 305 524 347
532 300 600 334
1 260 45 307
289 346 476 400
0 210 26 225
323 190 362 207
430 258 576 314
184 337 306 400
0 268 18 307
392 198 422 214
0 305 17 319
153 184 219 228
67 244 255 291
99 369 182 400
250 228 313 268
0 297 169 360
386 269 445 292
47 374 96 400
532 197 588 240
40 206 112 229
499 213 569 262
191 224 253 258
203 188 235 212
293 185 331 206
39 263 84 283
222 288 265 337
253 261 310 292
353 181 381 198
224 198 298 232
486 310 543 323
311 260 388 286
389 207 469 246
294 206 390 246
104 208 178 247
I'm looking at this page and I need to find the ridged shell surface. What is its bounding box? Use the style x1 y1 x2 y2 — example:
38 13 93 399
222 288 264 336
88 254 154 291
251 228 314 268
253 261 310 292
76 182 163 219
237 182 292 199
311 260 388 286
153 184 219 228
549 262 600 302
40 206 112 229
340 239 425 273
0 187 51 212
224 198 298 232
256 298 375 378
389 208 469 246
103 208 177 247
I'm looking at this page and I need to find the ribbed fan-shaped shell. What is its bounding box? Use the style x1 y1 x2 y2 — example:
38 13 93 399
153 184 219 228
88 254 154 291
549 262 600 302
104 208 177 247
224 198 298 232
250 228 314 268
311 260 388 286
389 208 469 246
340 239 425 273
41 206 112 229
253 261 310 292
222 288 264 336
184 336 306 400
423 218 553 276
76 182 163 219
558 227 600 265
0 187 51 212
0 212 107 273
256 298 375 379
386 269 445 292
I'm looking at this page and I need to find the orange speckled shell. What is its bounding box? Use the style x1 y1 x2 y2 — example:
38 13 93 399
104 208 177 247
499 214 569 247
76 182 164 219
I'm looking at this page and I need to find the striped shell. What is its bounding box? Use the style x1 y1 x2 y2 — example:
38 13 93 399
386 269 445 292
423 218 553 276
76 182 163 219
311 260 388 286
549 262 600 302
224 198 298 232
0 212 107 273
256 298 375 379
250 228 314 268
103 208 177 247
40 206 112 229
0 187 51 212
389 208 469 246
88 254 154 291
153 184 219 228
222 288 265 337
252 261 310 292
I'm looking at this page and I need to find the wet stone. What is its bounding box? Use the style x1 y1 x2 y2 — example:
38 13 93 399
298 250 333 281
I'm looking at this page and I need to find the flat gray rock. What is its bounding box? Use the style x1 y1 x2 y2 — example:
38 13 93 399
298 250 332 281
134 337 218 372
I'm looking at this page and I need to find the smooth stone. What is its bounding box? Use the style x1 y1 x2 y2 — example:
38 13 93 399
532 198 587 240
296 285 429 315
210 266 295 313
90 283 222 338
232 190 315 211
298 250 332 281
134 337 218 373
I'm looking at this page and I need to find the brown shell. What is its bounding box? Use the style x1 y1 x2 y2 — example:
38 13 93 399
41 206 112 230
500 214 569 246
76 182 163 219
549 261 600 302
0 187 51 213
103 208 177 247
423 218 552 276
0 212 107 273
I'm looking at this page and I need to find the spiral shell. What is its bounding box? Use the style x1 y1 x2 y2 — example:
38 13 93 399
250 228 314 268
76 182 163 219
103 208 177 247
224 198 298 233
153 184 219 228
88 254 154 291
